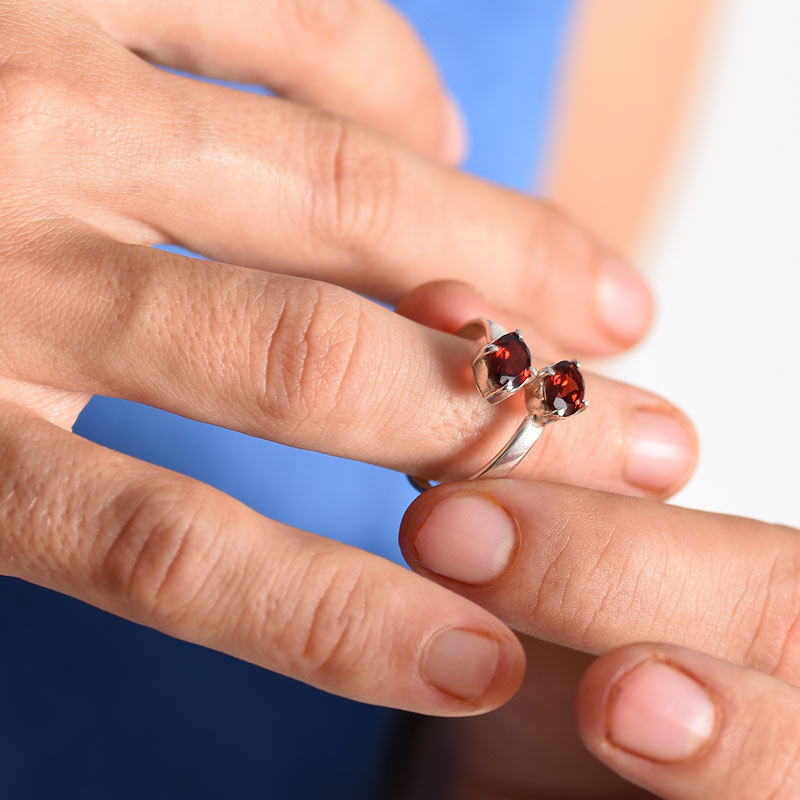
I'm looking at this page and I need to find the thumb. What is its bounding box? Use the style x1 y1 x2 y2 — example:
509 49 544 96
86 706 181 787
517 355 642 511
577 642 800 799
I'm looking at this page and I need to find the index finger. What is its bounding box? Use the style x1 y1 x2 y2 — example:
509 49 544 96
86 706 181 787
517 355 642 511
5 234 692 499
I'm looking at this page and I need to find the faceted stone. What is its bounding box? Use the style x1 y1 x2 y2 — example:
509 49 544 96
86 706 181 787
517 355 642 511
543 361 585 417
486 333 532 388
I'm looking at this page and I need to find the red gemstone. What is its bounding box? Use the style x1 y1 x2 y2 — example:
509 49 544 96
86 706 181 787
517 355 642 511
543 361 585 417
486 333 531 388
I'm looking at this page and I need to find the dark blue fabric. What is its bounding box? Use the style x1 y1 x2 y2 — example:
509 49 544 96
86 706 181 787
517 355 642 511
0 3 573 797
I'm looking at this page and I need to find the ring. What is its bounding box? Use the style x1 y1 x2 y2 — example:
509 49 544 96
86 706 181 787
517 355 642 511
407 318 588 492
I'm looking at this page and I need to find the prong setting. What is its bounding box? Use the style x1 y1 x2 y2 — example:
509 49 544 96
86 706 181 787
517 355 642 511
472 330 533 404
407 318 589 492
525 359 587 422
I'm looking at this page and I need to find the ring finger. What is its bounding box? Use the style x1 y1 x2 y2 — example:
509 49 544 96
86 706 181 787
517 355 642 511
1 228 694 498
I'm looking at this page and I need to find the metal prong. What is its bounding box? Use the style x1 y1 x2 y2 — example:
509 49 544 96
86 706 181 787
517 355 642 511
541 365 556 376
485 344 499 353
514 328 524 339
507 376 530 395
571 359 582 369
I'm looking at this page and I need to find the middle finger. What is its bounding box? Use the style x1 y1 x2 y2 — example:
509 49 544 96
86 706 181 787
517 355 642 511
100 64 652 356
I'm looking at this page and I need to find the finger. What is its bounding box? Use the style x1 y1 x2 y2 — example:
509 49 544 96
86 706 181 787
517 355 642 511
395 279 558 356
4 231 694 498
102 70 652 355
0 402 523 714
396 281 689 496
395 636 640 799
396 279 584 370
577 642 800 799
399 481 800 680
79 0 465 164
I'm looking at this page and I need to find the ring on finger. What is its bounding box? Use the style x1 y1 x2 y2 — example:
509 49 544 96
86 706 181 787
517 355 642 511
407 318 588 492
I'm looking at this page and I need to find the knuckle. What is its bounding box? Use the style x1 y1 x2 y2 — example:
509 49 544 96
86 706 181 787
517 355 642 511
253 278 365 436
526 508 670 650
740 537 800 679
280 553 375 684
306 114 398 255
0 57 156 203
0 67 67 156
97 481 228 628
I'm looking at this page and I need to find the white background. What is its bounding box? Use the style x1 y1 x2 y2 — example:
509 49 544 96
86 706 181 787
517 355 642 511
603 0 800 526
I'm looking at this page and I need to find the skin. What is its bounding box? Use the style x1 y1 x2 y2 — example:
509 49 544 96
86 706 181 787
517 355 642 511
392 1 725 794
401 478 800 798
8 2 781 797
398 280 800 797
0 0 685 719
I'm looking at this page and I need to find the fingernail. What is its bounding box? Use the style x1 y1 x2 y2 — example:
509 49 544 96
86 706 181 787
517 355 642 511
415 493 516 584
608 660 716 761
442 92 469 165
626 410 694 492
422 628 499 702
597 258 653 342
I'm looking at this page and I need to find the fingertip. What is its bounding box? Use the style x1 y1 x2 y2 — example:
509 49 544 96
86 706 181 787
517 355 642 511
596 257 654 347
394 279 489 332
398 485 525 714
581 642 800 799
577 642 722 800
576 643 652 751
439 92 469 166
625 407 699 499
422 623 525 714
488 625 527 710
399 480 464 563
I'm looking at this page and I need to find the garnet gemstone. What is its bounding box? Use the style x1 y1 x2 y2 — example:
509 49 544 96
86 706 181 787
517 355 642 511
543 361 585 417
486 332 531 388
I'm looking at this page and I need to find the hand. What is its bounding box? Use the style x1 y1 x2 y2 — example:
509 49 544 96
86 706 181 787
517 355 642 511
399 475 800 796
0 0 687 715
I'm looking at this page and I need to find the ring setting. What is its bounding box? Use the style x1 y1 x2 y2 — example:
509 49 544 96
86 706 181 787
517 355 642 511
407 318 587 492
472 327 533 403
528 358 587 421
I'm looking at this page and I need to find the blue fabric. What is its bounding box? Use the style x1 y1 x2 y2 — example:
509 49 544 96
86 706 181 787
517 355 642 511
0 3 573 797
